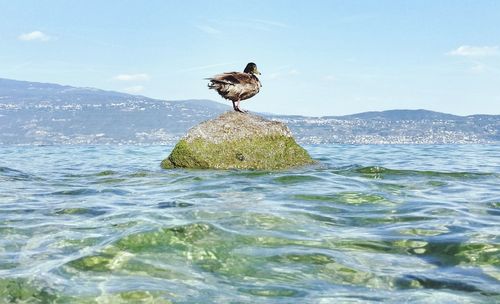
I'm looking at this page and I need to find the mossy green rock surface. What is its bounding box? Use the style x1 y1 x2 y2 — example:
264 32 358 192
161 112 314 170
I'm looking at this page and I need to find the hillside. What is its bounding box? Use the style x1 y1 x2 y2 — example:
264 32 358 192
0 78 498 144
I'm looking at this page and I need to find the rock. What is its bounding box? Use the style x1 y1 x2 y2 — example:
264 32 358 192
161 111 315 170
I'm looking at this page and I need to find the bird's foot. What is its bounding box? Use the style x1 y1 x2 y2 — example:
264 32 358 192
236 107 247 113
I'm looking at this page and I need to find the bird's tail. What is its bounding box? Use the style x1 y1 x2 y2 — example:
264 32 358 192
206 78 217 89
206 78 225 90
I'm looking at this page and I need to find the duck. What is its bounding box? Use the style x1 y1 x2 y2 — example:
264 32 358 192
207 62 262 113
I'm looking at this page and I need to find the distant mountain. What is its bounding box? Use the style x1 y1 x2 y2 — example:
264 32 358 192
340 109 461 121
0 78 143 104
0 78 230 144
0 78 498 144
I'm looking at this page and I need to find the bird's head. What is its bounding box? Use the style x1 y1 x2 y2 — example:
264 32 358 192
244 62 261 75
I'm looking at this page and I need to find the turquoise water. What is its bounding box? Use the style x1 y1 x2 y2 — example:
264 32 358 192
0 145 499 303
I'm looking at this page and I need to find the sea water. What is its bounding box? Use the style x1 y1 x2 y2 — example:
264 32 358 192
0 145 499 303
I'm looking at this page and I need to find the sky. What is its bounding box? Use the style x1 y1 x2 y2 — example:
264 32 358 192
1 0 499 116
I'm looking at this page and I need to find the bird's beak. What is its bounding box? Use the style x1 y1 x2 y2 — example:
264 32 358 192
256 69 261 75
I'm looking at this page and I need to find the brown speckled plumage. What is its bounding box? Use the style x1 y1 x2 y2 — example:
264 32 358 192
207 62 261 112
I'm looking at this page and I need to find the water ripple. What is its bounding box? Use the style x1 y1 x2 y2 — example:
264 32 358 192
0 144 499 302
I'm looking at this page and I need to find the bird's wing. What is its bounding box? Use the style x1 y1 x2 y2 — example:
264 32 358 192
209 72 254 85
230 73 254 84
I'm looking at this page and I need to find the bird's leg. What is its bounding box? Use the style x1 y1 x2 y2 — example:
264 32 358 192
235 100 247 113
232 101 238 112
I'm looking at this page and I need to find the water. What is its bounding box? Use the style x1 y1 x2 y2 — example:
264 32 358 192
0 144 499 303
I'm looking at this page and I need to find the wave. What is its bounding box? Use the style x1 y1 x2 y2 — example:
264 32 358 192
0 166 36 181
36 188 130 196
337 165 495 179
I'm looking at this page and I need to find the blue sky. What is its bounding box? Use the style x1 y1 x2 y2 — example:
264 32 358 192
1 0 499 116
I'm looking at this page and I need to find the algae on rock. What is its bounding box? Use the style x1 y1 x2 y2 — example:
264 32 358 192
161 111 314 170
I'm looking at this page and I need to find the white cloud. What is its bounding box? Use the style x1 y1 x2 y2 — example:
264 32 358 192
267 72 281 80
471 62 486 73
251 19 288 29
18 31 51 42
196 25 220 35
229 19 287 32
113 73 150 81
123 85 144 93
448 45 499 57
266 68 299 80
324 75 336 81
